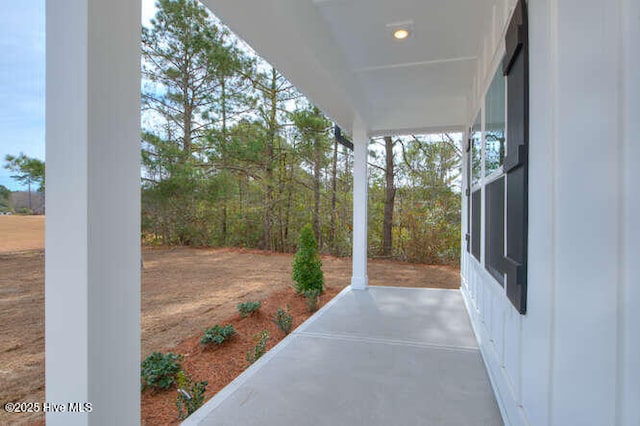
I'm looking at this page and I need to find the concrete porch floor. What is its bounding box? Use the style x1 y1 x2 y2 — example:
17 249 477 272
184 286 503 426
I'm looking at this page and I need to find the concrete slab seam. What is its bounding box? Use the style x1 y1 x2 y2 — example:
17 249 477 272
297 330 480 353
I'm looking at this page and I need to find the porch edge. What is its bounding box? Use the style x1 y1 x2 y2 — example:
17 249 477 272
182 286 352 425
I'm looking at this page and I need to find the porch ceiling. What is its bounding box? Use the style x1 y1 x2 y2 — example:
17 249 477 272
203 0 496 136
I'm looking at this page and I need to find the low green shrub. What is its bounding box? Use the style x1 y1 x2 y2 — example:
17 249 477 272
237 301 261 317
200 324 236 347
175 371 207 420
272 306 293 335
292 224 324 294
246 330 269 365
304 288 321 312
141 352 183 391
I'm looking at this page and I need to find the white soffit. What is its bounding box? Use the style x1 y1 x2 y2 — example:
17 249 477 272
204 0 495 136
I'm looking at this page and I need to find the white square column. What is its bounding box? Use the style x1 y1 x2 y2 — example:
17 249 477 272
546 0 640 424
45 0 140 424
350 116 368 290
622 1 640 423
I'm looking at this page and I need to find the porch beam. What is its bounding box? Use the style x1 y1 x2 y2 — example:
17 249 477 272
351 116 368 290
45 0 140 424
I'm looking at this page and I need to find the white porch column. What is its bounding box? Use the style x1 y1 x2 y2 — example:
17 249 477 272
45 0 140 425
548 0 639 424
622 1 640 424
351 116 368 290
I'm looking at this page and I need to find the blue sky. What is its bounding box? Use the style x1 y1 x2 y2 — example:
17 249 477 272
0 1 46 190
0 1 156 191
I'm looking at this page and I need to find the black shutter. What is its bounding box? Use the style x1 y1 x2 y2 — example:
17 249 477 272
502 0 528 314
334 125 354 151
466 134 471 252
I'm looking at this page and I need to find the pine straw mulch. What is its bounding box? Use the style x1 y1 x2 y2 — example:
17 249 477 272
140 286 341 425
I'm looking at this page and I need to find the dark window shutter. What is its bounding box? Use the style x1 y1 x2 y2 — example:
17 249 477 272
485 176 505 286
502 0 528 313
334 125 354 151
466 134 472 252
471 189 482 261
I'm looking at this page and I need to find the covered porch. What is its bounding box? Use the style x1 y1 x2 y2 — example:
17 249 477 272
184 286 502 425
44 0 639 424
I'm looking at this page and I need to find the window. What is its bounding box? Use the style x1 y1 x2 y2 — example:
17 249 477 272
469 113 482 260
471 113 482 186
465 0 528 314
485 71 505 176
485 176 505 285
484 62 507 287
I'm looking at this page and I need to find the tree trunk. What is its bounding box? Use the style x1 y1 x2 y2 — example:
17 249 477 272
220 78 228 245
382 136 396 256
262 68 278 251
342 145 351 234
312 135 322 245
329 137 338 253
277 151 287 252
182 68 192 155
27 179 32 211
221 206 227 245
284 157 294 250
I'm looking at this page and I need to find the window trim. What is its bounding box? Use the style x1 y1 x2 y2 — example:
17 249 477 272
485 166 505 186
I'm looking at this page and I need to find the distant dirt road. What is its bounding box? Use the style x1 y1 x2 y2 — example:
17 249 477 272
0 215 44 253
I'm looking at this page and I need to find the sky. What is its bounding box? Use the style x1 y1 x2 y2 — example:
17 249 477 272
0 1 156 191
0 1 46 190
0 1 458 191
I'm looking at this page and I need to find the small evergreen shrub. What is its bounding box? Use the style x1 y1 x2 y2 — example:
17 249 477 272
237 301 262 317
246 330 269 364
292 224 324 294
200 324 236 347
175 371 208 420
141 352 183 391
272 306 293 335
304 288 321 312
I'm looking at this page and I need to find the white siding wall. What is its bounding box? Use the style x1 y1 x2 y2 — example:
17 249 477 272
461 0 639 425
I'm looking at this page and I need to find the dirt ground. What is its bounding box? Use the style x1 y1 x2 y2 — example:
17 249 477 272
0 216 460 425
0 215 45 253
141 285 343 425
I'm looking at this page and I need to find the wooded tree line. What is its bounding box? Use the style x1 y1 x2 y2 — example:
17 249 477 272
141 0 461 264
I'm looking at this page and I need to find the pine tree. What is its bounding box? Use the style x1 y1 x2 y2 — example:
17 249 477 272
292 105 332 247
292 224 324 294
4 153 45 211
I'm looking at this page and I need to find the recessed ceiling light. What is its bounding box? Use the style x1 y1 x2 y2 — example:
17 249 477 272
393 29 409 40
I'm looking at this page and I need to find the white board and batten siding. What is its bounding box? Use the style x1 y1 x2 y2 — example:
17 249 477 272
460 0 640 425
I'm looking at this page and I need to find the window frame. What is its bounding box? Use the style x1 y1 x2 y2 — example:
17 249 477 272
466 54 510 293
465 0 529 314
